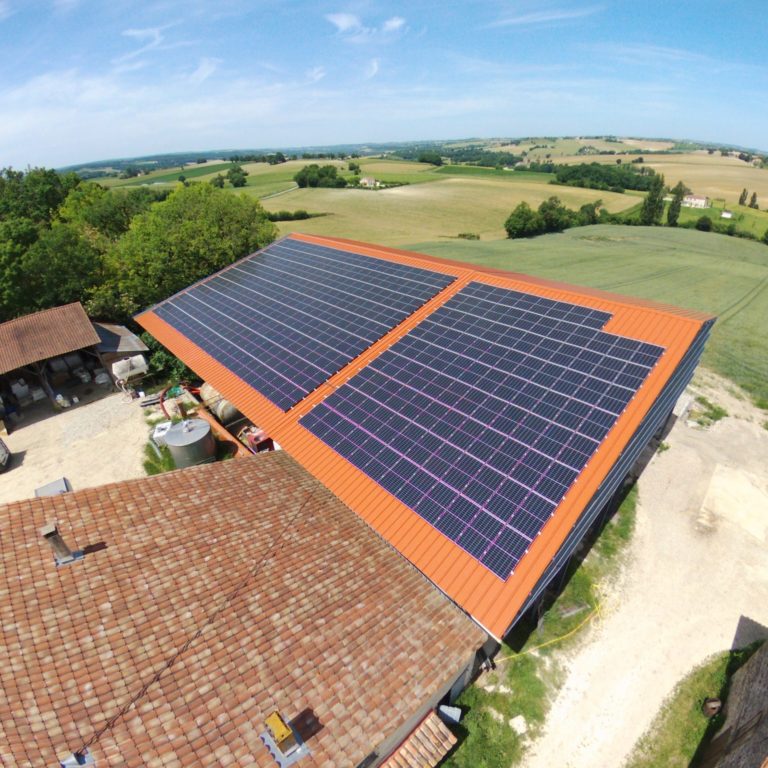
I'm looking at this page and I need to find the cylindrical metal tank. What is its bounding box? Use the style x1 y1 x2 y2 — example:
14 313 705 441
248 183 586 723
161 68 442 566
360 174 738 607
200 382 242 425
163 419 216 469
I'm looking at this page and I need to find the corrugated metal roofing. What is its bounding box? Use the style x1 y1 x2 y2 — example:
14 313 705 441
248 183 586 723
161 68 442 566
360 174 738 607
137 233 715 638
0 302 100 375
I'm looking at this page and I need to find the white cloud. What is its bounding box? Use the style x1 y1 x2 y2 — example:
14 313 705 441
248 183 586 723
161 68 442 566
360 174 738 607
306 65 326 83
0 1 12 21
489 6 600 28
382 16 405 33
363 58 379 79
325 13 360 33
189 57 220 85
326 12 406 43
114 26 165 63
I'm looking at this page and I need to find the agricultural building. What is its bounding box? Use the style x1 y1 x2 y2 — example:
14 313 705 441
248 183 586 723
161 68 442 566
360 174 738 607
137 234 715 639
0 452 485 767
0 303 147 422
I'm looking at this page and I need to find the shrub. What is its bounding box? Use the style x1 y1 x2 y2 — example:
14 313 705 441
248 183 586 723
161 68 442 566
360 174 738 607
695 216 712 231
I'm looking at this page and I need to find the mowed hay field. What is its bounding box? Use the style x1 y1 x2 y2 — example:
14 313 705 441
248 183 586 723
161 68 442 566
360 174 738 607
263 177 638 244
553 151 768 205
410 225 768 402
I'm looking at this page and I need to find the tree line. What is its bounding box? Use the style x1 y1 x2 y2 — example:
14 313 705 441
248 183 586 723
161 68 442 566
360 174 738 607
0 168 277 325
505 175 768 245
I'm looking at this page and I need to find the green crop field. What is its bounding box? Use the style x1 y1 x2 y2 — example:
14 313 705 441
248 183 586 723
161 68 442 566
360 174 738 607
408 225 768 402
262 178 636 244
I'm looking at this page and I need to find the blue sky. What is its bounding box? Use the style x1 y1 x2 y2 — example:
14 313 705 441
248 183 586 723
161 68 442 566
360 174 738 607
0 0 766 167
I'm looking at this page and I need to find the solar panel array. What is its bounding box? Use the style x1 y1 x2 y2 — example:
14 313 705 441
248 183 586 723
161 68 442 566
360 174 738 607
153 239 455 410
301 282 664 579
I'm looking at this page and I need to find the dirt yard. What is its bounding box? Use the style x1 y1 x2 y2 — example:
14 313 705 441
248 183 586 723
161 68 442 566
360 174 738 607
0 392 149 504
524 371 768 767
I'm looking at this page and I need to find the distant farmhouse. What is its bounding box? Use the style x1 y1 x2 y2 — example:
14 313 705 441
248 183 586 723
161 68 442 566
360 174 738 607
682 194 710 209
359 176 381 188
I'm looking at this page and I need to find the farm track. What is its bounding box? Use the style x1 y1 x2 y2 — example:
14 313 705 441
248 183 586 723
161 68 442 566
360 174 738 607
716 272 768 325
596 264 691 291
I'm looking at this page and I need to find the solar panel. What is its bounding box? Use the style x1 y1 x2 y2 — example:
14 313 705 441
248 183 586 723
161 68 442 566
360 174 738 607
301 282 664 579
153 239 455 410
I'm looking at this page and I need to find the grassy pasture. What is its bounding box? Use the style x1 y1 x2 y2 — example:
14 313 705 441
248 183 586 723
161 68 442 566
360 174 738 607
263 178 636 244
409 226 768 402
677 203 768 238
101 161 233 188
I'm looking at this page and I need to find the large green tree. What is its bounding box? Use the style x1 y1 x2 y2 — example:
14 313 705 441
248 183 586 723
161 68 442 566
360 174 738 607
667 181 686 227
504 202 544 238
0 167 79 223
0 217 38 320
537 196 575 232
94 183 277 318
58 184 165 242
22 224 102 312
639 173 665 225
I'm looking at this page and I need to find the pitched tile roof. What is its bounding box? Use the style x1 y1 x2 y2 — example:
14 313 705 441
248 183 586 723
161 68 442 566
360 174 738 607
0 452 484 767
382 712 457 768
136 233 715 638
0 302 100 375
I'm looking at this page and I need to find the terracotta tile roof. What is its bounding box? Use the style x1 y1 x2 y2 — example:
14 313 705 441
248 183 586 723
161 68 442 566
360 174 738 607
382 712 457 768
0 452 484 767
0 302 100 375
136 233 715 638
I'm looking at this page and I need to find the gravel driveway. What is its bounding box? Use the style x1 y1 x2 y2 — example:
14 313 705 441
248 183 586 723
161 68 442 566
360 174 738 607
524 373 768 768
0 392 149 504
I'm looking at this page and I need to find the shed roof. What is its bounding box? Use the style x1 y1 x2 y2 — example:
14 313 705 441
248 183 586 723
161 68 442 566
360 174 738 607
0 302 100 375
382 711 457 768
0 452 483 767
137 233 715 638
93 322 149 355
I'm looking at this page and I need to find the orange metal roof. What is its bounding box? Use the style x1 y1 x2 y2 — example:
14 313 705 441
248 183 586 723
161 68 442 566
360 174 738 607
137 233 715 638
0 302 100 375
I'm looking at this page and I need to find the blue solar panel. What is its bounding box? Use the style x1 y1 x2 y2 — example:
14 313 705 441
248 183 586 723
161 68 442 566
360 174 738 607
301 282 664 579
153 239 455 410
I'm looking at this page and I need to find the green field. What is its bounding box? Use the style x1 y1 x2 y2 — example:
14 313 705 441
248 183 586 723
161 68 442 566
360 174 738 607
677 203 768 238
408 226 768 402
101 161 234 187
262 179 635 244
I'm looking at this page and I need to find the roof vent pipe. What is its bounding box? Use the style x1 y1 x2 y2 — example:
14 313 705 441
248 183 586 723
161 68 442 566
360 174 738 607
41 523 83 566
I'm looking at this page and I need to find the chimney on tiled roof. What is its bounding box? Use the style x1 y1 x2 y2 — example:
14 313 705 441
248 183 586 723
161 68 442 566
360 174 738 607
41 523 83 566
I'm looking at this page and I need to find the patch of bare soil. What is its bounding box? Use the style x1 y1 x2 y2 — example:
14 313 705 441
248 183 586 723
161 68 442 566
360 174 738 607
523 372 768 768
0 393 149 504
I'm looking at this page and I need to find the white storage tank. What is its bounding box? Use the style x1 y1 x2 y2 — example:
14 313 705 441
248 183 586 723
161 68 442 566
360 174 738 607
163 419 216 469
200 382 242 425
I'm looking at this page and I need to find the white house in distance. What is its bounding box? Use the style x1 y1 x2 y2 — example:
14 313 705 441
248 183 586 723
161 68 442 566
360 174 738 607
682 194 710 209
359 176 381 188
721 210 734 219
